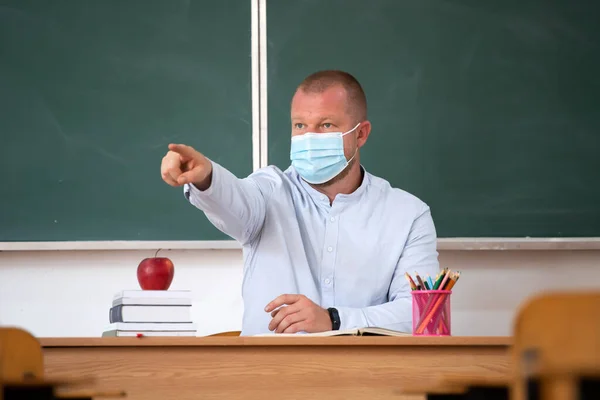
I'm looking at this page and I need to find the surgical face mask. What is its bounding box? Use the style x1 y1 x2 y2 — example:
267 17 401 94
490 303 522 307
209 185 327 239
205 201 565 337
290 123 360 184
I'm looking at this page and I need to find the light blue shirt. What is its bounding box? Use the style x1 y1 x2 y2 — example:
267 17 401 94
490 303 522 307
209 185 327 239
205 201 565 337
184 161 440 336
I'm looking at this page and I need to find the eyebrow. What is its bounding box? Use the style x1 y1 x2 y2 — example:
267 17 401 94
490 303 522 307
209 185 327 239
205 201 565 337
291 116 338 122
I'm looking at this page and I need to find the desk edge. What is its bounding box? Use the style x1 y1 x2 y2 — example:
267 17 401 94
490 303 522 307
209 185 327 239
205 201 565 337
39 336 512 348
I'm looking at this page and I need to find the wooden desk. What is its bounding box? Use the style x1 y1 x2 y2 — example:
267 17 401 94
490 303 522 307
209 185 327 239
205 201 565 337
40 336 511 400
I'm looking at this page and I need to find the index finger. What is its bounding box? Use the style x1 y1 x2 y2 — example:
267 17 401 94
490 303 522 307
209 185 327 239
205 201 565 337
168 143 197 159
264 294 302 312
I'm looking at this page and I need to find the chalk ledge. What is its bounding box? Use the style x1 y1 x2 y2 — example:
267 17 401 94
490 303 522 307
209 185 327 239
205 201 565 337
0 238 599 251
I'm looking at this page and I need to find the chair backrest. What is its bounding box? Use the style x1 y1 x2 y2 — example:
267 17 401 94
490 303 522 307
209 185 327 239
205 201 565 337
512 291 600 400
0 327 127 399
0 326 44 381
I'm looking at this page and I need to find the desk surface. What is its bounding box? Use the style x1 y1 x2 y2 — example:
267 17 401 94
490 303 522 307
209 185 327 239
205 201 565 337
39 336 511 347
41 336 511 400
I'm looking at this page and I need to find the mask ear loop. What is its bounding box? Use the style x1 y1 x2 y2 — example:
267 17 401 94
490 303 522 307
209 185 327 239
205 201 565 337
346 148 358 165
341 122 361 164
341 122 361 137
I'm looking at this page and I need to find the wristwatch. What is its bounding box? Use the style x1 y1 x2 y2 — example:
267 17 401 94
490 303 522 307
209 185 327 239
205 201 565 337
327 307 341 331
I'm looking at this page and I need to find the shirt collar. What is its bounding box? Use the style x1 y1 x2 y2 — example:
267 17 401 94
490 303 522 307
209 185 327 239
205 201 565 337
295 165 371 206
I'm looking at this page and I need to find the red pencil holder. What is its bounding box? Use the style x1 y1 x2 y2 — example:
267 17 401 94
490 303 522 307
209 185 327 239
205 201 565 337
411 290 452 336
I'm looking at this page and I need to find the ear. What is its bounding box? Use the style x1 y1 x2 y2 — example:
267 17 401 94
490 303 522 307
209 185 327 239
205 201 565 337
356 121 372 148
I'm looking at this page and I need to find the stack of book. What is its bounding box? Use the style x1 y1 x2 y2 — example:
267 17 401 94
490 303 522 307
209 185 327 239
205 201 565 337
102 290 197 337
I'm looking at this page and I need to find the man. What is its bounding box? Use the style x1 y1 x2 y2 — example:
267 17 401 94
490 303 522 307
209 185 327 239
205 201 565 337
161 70 439 336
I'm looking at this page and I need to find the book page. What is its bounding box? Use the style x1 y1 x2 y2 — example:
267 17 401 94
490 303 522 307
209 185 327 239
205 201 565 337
253 328 359 337
358 327 411 336
253 327 411 337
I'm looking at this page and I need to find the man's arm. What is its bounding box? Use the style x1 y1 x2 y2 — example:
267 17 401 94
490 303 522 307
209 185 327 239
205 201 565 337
335 205 440 332
161 143 274 246
184 160 273 245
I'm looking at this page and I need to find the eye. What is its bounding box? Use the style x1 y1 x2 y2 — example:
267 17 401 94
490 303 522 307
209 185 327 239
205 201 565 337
323 123 332 129
294 123 304 129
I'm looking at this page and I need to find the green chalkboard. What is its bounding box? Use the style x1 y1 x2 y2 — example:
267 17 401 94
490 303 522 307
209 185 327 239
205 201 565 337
0 0 252 241
268 0 600 237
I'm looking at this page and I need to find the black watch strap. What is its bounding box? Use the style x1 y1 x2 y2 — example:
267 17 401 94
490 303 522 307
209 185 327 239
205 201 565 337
327 307 341 331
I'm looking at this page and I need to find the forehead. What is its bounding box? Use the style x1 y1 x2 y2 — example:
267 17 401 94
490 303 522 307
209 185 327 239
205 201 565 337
291 85 349 119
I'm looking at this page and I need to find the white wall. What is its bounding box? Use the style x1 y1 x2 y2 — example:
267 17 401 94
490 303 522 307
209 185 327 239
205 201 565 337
1 248 599 337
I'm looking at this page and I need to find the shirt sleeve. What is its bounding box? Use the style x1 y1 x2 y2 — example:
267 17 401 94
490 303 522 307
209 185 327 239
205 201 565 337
335 204 440 332
183 159 275 246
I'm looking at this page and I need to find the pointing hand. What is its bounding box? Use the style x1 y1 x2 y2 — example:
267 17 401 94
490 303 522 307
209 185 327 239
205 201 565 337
161 144 213 189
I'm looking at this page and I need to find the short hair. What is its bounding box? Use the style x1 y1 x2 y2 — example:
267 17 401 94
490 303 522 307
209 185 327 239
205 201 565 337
296 70 367 121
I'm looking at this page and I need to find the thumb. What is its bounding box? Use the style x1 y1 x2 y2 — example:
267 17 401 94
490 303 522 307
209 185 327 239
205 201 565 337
176 170 197 185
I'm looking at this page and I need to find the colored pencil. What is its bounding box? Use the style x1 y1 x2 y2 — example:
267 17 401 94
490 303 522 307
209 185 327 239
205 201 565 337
405 272 417 291
415 272 426 291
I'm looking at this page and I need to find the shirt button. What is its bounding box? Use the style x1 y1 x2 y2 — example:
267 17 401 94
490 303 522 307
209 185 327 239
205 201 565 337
330 216 335 222
327 246 333 252
324 278 331 284
322 196 327 201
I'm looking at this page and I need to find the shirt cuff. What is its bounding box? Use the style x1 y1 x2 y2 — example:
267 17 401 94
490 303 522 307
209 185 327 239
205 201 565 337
335 306 368 331
183 159 220 202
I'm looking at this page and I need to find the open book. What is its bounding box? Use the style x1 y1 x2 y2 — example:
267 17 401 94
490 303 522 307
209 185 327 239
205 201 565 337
255 327 410 337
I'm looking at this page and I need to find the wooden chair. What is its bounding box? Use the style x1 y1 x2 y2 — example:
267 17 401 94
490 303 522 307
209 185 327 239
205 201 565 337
0 326 125 399
512 290 600 400
0 326 44 381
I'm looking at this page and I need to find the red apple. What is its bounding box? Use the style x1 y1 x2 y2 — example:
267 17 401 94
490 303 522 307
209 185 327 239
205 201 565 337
137 249 174 290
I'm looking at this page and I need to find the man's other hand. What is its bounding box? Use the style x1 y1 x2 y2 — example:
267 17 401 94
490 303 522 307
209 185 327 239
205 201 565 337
265 294 332 334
